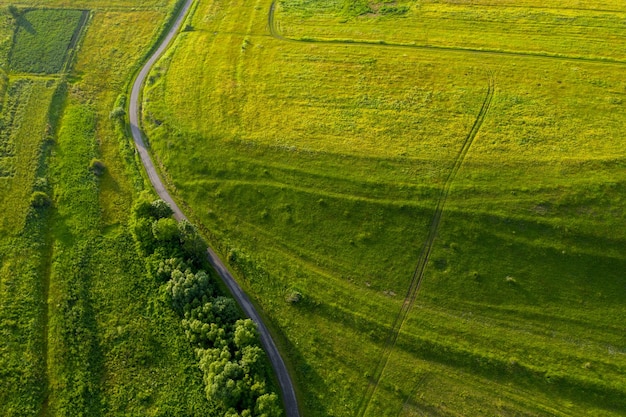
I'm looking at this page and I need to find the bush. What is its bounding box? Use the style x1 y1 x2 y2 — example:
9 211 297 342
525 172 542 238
379 5 409 16
109 106 125 120
285 290 302 304
89 158 105 176
30 191 51 208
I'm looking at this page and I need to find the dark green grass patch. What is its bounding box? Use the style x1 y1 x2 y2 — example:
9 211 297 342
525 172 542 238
10 9 85 74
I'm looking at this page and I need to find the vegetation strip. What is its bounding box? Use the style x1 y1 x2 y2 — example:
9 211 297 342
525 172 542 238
128 0 299 415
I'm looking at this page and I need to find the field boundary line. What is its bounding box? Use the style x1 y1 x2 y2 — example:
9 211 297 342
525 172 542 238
356 77 494 417
268 1 626 67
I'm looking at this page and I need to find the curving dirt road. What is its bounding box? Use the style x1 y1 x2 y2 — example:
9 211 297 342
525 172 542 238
128 1 300 416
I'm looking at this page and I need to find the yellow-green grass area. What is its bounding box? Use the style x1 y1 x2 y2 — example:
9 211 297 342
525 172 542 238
0 1 214 416
276 0 626 62
370 59 626 416
143 0 626 415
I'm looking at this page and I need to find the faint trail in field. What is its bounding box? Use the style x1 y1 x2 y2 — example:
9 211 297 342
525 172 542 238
356 78 494 417
396 374 431 417
268 1 626 67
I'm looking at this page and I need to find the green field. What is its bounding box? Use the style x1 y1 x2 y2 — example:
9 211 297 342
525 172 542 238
10 9 86 74
0 2 225 416
142 0 626 415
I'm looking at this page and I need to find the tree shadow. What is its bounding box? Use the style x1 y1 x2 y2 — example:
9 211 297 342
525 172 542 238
15 12 36 35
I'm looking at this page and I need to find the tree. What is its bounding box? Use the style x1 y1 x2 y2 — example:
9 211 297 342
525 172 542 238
178 219 207 264
151 199 173 219
166 269 214 314
148 256 187 282
152 217 180 242
255 393 282 417
234 319 259 349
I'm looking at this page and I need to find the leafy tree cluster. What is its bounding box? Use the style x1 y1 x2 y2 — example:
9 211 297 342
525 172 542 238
130 194 283 417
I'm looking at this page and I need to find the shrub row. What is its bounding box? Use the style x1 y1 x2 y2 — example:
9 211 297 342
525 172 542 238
130 194 283 416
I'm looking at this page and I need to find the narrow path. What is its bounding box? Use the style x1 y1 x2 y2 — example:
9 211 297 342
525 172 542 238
128 2 300 416
357 78 495 417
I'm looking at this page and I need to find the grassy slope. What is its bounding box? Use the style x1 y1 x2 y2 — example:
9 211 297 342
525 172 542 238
143 0 626 416
0 2 213 416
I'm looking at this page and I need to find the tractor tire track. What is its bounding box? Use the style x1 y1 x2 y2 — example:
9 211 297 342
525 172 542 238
269 2 498 415
356 77 494 417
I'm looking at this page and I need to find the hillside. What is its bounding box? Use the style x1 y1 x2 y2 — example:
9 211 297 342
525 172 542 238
142 0 626 415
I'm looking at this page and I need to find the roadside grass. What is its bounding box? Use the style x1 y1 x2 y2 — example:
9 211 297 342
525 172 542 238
73 9 165 224
143 0 626 415
10 9 85 74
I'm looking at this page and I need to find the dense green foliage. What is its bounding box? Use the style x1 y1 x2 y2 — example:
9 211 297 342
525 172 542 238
130 195 283 416
143 0 626 415
10 9 85 73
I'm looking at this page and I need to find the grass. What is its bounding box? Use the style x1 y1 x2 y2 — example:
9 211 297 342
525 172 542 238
0 0 219 415
142 0 626 415
10 9 86 74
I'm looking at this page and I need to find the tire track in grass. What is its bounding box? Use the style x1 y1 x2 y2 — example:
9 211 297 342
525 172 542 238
269 2 498 414
356 77 494 417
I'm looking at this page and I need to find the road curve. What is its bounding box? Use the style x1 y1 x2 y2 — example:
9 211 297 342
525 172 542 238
128 2 300 416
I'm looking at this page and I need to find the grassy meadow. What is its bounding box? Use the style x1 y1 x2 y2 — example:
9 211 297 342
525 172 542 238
142 0 626 415
0 1 217 416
